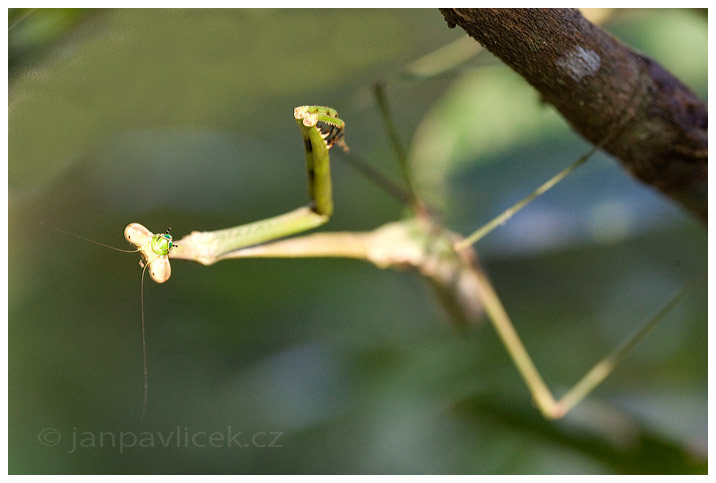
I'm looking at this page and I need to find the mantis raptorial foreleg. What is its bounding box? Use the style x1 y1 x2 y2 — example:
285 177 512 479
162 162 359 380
167 106 348 267
116 105 348 281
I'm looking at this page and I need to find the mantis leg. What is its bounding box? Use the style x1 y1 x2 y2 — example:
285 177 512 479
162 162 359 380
171 106 347 266
365 70 702 419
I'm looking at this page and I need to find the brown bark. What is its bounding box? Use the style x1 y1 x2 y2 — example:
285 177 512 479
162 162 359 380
440 8 707 222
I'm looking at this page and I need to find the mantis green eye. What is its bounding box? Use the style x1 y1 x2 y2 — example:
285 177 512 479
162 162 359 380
150 231 173 256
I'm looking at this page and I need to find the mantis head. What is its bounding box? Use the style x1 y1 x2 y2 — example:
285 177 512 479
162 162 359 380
124 223 174 283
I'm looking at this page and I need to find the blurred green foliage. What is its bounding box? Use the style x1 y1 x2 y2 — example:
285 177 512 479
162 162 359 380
9 9 706 474
9 8 90 72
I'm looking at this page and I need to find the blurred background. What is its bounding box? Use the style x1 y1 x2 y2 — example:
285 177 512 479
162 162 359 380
8 9 706 474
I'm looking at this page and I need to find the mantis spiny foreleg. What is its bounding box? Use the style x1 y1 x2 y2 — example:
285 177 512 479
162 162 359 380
134 105 347 272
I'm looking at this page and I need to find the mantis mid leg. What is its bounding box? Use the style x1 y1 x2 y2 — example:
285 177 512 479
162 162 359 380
369 61 702 419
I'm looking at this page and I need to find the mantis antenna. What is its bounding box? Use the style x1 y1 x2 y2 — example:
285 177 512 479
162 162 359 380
123 223 176 418
37 221 160 418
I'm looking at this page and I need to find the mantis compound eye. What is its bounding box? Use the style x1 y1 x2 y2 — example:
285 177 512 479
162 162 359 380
151 232 173 257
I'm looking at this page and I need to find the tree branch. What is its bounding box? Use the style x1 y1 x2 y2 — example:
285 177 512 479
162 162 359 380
439 8 707 222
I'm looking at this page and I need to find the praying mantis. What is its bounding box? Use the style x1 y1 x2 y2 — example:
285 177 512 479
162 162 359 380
9 10 705 474
111 98 699 421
